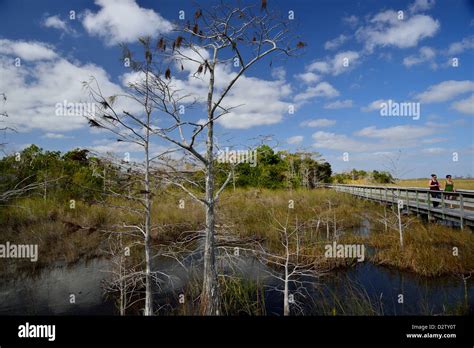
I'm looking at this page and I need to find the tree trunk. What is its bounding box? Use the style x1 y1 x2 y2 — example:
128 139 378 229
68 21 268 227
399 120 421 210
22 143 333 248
200 54 220 315
283 278 290 316
143 67 153 315
283 242 290 316
398 205 403 249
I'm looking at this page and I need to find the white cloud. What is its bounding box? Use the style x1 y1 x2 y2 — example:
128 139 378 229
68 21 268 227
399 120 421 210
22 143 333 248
42 15 71 33
422 137 448 144
295 72 320 84
331 51 360 75
307 51 360 76
451 94 474 115
41 133 74 139
0 41 134 132
271 67 286 80
342 15 359 27
447 36 474 55
403 46 436 68
409 0 436 14
287 135 304 144
82 0 173 45
324 99 353 109
164 47 292 130
324 34 348 50
361 99 389 112
300 118 336 128
312 124 438 152
0 39 57 61
294 82 339 102
307 61 330 74
415 80 474 103
422 147 445 155
356 12 440 51
355 125 435 140
89 139 142 154
312 131 369 151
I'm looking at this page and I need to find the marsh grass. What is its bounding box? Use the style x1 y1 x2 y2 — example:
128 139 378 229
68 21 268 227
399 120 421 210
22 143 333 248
348 204 474 276
1 187 472 278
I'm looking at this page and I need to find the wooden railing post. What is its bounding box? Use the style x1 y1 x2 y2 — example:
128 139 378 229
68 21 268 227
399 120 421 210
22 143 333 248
427 191 431 219
441 191 446 220
406 189 410 213
460 194 464 230
416 190 419 214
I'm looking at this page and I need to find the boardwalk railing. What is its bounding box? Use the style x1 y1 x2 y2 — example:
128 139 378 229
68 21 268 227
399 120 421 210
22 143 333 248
326 184 474 228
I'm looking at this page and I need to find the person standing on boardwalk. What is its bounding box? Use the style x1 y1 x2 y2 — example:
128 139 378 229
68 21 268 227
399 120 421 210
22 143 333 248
445 175 455 207
429 174 441 207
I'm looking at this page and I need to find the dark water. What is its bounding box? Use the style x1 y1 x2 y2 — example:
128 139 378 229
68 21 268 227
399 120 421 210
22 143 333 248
0 254 471 315
0 259 115 315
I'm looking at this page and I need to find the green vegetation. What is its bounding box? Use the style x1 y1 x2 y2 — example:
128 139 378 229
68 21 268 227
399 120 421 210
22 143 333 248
332 169 395 184
1 144 473 315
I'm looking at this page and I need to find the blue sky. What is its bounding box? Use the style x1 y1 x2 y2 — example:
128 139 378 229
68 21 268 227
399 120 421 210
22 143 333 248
0 0 473 178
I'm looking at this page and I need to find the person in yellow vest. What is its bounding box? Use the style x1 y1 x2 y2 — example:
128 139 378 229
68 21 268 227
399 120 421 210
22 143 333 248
444 175 455 208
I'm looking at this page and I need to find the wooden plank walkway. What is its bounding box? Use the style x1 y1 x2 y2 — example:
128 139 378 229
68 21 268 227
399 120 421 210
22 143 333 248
326 184 474 228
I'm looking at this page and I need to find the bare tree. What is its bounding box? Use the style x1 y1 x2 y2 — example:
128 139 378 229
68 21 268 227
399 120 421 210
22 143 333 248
134 2 299 315
252 212 324 316
83 43 180 314
370 201 415 249
85 1 301 315
102 231 142 315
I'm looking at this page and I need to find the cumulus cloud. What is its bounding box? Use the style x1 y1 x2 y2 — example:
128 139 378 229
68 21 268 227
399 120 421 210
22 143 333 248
356 12 440 51
324 99 353 109
447 36 474 55
0 39 57 61
158 47 293 129
0 40 134 132
312 131 369 151
294 82 339 103
342 15 359 27
308 51 360 76
403 46 436 68
41 133 74 139
361 99 389 112
312 124 438 152
355 125 435 140
451 94 474 115
42 15 74 34
415 80 474 103
287 135 304 144
409 0 436 14
82 0 173 45
324 34 349 50
295 72 320 84
300 118 336 128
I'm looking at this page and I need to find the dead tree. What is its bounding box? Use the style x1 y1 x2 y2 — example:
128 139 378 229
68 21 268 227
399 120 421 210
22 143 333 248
253 212 324 316
83 44 180 315
86 1 301 315
102 231 142 315
124 2 300 315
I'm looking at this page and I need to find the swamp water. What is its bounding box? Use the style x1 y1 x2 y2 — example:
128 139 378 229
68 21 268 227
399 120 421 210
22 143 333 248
0 252 471 315
0 219 472 315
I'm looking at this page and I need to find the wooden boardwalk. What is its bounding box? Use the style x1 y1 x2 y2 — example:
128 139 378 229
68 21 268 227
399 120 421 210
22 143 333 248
327 184 474 229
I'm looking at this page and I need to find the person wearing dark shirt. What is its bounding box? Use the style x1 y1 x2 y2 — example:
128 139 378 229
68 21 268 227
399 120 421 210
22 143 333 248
429 174 441 208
